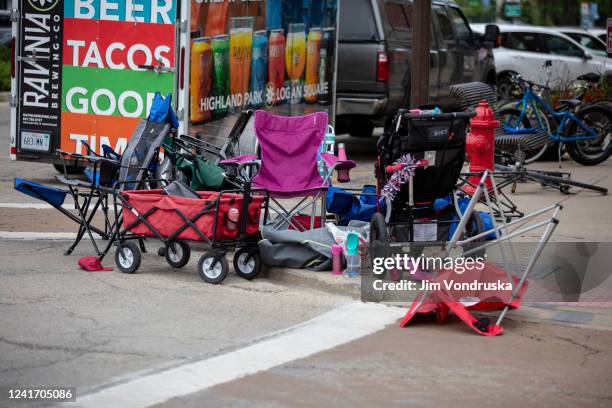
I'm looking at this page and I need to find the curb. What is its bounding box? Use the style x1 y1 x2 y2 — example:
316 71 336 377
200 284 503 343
264 267 361 298
263 268 612 332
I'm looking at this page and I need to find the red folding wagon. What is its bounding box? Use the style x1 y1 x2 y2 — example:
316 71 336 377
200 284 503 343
112 182 268 284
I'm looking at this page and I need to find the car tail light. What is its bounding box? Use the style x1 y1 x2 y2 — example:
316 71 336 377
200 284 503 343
376 51 389 82
496 34 502 47
10 36 15 78
179 46 185 90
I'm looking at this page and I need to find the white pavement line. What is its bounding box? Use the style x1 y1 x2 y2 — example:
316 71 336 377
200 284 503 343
71 302 404 408
0 231 77 240
0 202 73 210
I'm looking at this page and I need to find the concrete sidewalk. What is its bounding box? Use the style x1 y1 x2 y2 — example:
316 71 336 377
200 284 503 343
2 128 612 332
263 136 612 331
264 268 612 332
159 320 612 408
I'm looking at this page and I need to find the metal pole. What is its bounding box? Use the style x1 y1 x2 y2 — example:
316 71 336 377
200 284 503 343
495 206 562 326
408 173 486 317
410 0 431 107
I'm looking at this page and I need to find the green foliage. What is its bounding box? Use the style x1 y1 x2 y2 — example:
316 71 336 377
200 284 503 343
456 0 496 23
459 0 609 27
519 0 577 26
0 45 10 92
519 0 607 27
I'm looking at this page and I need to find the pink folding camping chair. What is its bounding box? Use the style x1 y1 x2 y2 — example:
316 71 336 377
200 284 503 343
222 110 355 231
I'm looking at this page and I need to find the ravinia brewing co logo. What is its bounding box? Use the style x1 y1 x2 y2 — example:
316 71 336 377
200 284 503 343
27 0 60 12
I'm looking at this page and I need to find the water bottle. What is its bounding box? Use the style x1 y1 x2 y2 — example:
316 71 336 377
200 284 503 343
336 143 351 183
344 232 360 277
324 126 335 154
331 244 343 275
226 208 239 231
337 143 347 161
318 126 335 177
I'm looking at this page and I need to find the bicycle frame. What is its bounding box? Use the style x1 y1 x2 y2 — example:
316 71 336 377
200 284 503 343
503 86 597 143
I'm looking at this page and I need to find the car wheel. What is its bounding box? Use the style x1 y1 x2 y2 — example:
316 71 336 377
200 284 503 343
349 120 374 138
350 124 374 138
496 74 515 103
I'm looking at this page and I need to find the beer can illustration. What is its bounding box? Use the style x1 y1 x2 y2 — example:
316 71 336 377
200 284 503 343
212 34 230 118
190 37 212 124
319 27 335 105
229 16 254 109
305 27 322 103
268 29 285 105
286 23 306 104
285 23 306 82
318 45 328 104
250 30 268 108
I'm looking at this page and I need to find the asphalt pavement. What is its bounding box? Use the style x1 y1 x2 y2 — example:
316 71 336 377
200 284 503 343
1 102 612 407
159 321 612 408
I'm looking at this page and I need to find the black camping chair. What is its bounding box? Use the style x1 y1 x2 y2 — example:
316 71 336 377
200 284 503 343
372 110 480 247
15 120 171 257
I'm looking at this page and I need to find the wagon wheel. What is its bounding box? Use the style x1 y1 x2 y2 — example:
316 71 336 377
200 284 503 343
165 241 191 268
369 213 391 278
198 252 229 284
370 212 388 244
233 247 262 280
115 241 141 274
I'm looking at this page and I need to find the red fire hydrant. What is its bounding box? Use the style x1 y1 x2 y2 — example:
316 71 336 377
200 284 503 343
465 100 499 193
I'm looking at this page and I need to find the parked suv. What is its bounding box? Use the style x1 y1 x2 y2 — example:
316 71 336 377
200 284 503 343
555 27 610 58
335 0 497 137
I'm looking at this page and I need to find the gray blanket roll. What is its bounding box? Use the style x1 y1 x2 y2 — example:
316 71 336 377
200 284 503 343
258 226 335 271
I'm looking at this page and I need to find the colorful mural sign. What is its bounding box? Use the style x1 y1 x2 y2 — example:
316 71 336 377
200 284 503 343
17 0 177 156
15 0 339 158
188 0 338 132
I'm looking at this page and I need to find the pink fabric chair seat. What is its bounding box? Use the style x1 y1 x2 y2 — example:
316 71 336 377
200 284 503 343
252 110 328 197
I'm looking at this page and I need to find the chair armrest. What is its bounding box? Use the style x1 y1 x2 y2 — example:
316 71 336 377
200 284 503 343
56 149 118 165
219 154 258 166
101 144 121 160
321 153 356 183
56 175 89 187
321 153 356 171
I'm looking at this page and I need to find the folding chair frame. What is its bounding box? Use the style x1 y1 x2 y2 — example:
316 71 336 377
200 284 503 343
402 171 562 329
53 148 160 257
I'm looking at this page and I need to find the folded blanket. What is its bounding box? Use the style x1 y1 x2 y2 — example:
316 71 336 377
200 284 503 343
258 226 335 271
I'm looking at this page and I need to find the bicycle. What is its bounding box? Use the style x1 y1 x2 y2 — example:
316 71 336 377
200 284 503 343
499 67 612 166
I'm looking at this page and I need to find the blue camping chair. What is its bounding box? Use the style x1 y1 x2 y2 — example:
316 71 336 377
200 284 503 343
15 93 177 257
326 185 387 226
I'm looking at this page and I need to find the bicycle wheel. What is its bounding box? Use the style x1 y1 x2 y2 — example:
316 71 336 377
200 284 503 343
498 107 550 163
566 104 612 166
591 98 612 111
